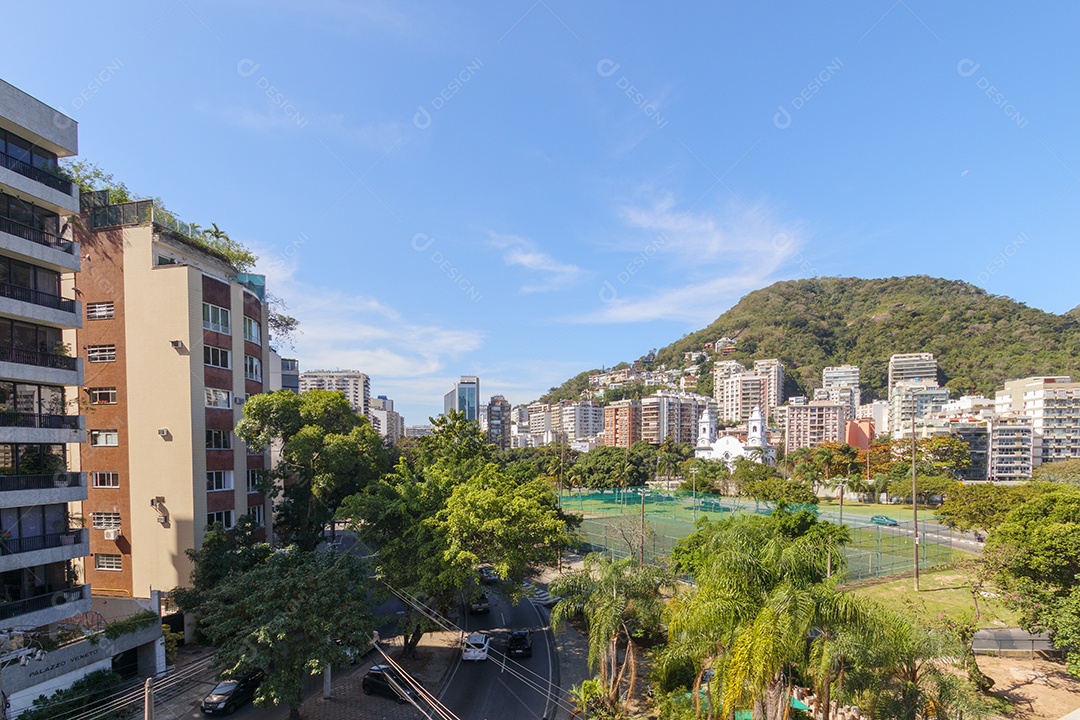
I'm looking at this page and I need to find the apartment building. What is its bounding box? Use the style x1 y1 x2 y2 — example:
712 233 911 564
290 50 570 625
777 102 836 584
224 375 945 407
857 400 889 435
486 395 511 450
369 395 404 444
603 400 641 448
640 392 713 445
300 369 370 416
560 401 604 441
887 353 938 398
75 191 272 600
716 372 770 424
995 376 1080 466
987 416 1033 480
822 365 861 418
776 401 845 454
889 381 950 436
753 359 785 410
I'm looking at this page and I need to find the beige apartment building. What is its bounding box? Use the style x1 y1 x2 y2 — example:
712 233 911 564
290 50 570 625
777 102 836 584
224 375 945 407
75 194 272 600
995 375 1080 466
776 401 846 454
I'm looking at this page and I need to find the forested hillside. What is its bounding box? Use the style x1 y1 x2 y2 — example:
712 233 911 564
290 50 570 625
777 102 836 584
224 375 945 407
542 276 1080 403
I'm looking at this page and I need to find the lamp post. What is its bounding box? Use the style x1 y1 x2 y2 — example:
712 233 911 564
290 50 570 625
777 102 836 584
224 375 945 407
911 422 920 593
690 466 699 524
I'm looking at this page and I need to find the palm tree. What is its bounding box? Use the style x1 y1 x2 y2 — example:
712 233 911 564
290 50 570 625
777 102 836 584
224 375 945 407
550 554 670 715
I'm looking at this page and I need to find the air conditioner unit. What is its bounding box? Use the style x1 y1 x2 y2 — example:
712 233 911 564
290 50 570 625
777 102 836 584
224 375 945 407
103 528 120 541
157 428 169 437
235 395 245 406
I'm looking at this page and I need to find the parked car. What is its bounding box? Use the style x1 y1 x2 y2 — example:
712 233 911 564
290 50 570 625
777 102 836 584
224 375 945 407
478 565 499 584
870 515 899 527
469 592 491 614
200 668 265 714
462 632 491 661
362 664 418 704
507 629 533 658
334 638 361 664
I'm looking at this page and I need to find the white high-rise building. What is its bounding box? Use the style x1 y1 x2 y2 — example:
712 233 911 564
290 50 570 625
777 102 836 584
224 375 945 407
890 381 950 436
716 373 770 424
753 359 785 410
995 376 1080 466
300 370 371 416
822 365 861 417
369 396 404 443
888 353 938 398
561 401 604 440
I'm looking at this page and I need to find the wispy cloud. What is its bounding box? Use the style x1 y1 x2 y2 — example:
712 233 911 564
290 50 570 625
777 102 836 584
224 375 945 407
578 197 810 323
489 232 586 293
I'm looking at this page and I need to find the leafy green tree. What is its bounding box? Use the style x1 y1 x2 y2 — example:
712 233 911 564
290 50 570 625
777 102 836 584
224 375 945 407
172 516 272 615
550 555 670 716
886 473 958 507
990 485 1080 674
573 446 648 489
236 390 391 550
935 482 1043 535
1032 458 1080 484
197 550 375 720
744 475 818 506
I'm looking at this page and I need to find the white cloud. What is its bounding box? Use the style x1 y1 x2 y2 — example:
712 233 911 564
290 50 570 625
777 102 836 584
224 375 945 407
489 232 586 293
577 198 810 324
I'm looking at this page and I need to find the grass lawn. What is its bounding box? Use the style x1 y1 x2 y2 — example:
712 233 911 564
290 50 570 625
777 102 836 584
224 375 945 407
848 566 1020 628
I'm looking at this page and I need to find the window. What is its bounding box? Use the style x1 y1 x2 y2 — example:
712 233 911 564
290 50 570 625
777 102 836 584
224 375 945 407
248 504 264 527
206 470 233 491
244 355 262 382
92 471 120 488
206 429 231 449
243 316 261 345
95 554 122 571
92 512 121 529
86 302 114 320
87 345 116 363
207 510 234 530
247 468 263 493
90 430 119 447
203 345 231 369
202 303 231 334
205 388 231 409
88 387 117 405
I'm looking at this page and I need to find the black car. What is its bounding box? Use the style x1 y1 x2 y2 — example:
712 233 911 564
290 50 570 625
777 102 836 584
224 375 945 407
200 668 265 714
362 664 418 704
507 629 533 658
469 592 491 614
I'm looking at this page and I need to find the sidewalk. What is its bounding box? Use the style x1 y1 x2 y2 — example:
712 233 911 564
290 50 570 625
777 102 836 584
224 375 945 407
534 554 591 720
293 631 460 720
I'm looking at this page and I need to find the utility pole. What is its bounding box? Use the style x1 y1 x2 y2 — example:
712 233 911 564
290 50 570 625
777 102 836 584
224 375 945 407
690 466 698 524
911 423 920 592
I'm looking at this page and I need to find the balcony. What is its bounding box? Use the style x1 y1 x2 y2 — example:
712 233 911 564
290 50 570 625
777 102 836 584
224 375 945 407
0 472 86 506
0 214 74 255
0 345 77 371
0 282 75 313
0 412 80 430
0 530 89 575
0 585 89 624
0 151 73 196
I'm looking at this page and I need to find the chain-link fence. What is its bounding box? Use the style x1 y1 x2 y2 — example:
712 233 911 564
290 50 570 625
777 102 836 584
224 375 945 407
564 488 958 583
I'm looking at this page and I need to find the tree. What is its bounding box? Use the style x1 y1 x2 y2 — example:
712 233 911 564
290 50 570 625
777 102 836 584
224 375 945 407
550 554 670 716
935 482 1043 535
1032 458 1080 484
171 516 272 615
989 485 1080 674
197 550 375 720
573 446 648 489
235 390 391 550
885 473 957 507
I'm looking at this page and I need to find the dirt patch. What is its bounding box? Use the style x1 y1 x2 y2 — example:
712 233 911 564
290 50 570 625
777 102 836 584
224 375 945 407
978 656 1080 719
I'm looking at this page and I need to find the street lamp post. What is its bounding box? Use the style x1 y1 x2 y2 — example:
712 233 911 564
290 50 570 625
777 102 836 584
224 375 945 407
690 466 698 524
911 423 920 592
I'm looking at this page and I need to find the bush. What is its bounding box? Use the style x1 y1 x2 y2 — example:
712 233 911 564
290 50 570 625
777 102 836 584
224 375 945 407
17 669 126 720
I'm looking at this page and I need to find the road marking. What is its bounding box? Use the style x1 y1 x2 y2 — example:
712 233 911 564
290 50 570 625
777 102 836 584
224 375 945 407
529 589 555 720
501 612 505 625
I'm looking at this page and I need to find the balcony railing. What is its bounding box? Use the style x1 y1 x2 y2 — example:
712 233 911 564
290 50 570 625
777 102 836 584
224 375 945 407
0 151 73 195
0 529 86 556
0 472 84 493
0 282 75 312
0 345 78 371
0 412 80 430
0 585 87 621
0 215 74 254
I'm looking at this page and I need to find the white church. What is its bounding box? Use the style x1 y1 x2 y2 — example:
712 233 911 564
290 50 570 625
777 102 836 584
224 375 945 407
694 405 775 467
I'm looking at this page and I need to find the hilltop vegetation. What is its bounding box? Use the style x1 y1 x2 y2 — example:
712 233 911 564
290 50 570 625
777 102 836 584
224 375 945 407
545 276 1080 403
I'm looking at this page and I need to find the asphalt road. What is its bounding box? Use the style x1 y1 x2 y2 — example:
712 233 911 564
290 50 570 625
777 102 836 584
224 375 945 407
439 590 556 720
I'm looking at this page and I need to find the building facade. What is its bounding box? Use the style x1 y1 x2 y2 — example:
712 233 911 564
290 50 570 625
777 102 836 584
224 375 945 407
753 359 785 411
300 370 370 415
889 381 950 436
776 401 846 454
369 395 404 444
887 353 938 398
75 192 272 600
444 375 480 422
716 372 770 424
995 376 1080 466
486 395 511 450
603 400 641 448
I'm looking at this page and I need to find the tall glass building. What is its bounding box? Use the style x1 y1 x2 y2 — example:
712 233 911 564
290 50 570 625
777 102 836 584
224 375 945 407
444 375 480 422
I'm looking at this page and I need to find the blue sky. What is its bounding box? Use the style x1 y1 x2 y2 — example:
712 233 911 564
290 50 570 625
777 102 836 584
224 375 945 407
5 2 1079 424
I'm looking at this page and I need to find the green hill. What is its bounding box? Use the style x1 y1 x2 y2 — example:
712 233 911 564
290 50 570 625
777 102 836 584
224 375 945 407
546 276 1080 403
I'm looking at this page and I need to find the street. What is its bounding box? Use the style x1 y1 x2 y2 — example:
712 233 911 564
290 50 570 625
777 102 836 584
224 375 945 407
439 590 556 720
